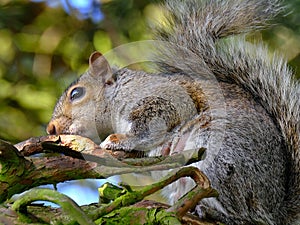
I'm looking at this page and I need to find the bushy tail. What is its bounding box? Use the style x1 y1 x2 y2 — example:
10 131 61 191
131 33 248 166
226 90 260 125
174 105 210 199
154 0 300 223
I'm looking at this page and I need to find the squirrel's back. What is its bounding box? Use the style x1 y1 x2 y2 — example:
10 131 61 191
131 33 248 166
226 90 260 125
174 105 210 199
154 0 300 224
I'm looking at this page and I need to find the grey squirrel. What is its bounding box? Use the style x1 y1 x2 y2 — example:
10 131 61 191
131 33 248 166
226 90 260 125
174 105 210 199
47 0 300 224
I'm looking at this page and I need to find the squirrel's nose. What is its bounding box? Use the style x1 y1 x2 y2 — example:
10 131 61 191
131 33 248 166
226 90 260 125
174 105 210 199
47 121 58 135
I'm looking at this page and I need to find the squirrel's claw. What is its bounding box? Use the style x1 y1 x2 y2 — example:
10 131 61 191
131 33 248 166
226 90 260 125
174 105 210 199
100 133 130 151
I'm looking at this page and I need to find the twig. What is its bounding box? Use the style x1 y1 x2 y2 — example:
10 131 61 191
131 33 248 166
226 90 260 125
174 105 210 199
90 167 217 221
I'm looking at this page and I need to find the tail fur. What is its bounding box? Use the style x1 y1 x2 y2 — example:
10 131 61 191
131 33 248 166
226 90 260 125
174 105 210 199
154 0 300 223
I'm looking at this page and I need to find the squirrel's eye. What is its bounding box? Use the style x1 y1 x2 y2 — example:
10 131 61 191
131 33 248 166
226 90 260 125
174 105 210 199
70 87 85 102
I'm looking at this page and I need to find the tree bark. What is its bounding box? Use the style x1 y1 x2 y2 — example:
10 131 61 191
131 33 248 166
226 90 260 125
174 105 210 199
0 136 218 224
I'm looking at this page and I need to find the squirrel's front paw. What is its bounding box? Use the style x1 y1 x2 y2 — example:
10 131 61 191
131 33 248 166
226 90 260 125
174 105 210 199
100 134 131 151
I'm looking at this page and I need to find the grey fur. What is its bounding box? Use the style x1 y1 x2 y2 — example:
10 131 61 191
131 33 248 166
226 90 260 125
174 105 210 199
154 0 299 224
47 0 300 224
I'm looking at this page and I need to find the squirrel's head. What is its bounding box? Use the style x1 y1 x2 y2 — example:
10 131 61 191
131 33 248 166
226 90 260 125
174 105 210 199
46 51 115 143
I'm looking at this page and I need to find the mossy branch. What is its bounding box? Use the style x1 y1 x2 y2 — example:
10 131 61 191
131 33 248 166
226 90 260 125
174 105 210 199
0 136 204 202
11 188 95 225
92 167 217 221
6 167 217 224
0 135 218 224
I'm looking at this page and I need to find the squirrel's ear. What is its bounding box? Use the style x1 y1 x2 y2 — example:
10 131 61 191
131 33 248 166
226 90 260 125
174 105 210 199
89 51 114 85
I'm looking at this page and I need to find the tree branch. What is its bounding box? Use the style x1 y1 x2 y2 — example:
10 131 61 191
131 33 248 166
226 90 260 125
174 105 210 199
0 136 205 203
12 188 95 225
0 135 217 224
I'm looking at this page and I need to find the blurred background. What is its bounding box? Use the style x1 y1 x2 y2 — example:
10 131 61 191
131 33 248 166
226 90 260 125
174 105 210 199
1 0 300 205
0 0 299 143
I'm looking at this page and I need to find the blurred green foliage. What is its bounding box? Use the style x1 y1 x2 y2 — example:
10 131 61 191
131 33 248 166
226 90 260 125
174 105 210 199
0 0 299 143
